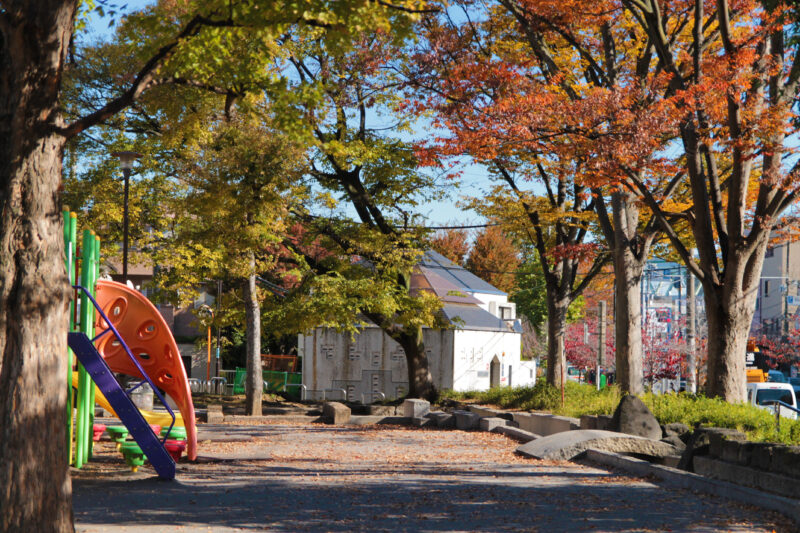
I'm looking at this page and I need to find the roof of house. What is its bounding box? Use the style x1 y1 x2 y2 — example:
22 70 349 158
441 303 522 333
418 250 507 296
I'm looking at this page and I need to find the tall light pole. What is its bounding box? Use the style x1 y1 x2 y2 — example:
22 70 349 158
111 151 141 284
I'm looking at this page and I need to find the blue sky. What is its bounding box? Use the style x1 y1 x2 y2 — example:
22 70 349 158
80 1 488 228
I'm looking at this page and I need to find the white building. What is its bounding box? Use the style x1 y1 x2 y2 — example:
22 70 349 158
298 251 535 401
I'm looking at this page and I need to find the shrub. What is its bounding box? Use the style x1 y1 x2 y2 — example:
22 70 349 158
443 382 800 444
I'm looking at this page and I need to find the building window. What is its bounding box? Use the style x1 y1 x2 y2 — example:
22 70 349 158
765 281 770 297
499 306 513 320
766 247 774 258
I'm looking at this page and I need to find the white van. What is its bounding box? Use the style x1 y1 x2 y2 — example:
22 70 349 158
746 382 798 419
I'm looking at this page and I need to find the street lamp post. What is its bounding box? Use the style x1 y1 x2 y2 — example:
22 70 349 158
111 151 141 284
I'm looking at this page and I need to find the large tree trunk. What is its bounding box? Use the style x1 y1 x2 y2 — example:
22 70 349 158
545 294 569 388
703 250 764 402
243 254 262 416
397 328 436 402
0 3 77 532
611 192 647 395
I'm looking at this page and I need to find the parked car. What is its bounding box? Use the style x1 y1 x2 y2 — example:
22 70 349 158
746 382 798 419
789 377 800 398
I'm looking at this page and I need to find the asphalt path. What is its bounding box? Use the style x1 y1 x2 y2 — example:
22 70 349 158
72 420 795 532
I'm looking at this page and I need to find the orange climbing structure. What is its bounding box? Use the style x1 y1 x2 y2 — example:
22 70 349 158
93 280 197 460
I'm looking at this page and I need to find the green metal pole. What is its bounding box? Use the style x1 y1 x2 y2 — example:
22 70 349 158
87 233 99 458
76 229 95 467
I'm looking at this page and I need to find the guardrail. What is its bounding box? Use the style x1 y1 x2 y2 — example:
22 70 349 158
764 399 800 432
187 378 228 395
284 383 307 401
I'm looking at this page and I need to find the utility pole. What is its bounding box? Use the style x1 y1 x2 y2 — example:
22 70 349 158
785 243 791 337
687 265 697 394
598 300 606 391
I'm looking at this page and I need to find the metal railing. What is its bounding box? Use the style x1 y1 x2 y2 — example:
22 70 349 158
764 400 800 432
284 383 307 401
360 391 386 404
187 377 227 395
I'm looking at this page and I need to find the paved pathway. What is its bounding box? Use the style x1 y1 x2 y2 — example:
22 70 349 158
73 421 794 532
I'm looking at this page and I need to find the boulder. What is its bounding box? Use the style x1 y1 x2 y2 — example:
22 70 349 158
322 402 351 425
660 435 686 454
662 422 691 440
610 395 662 440
516 429 677 461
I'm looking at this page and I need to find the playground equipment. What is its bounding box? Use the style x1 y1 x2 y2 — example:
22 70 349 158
92 279 197 460
71 371 186 428
64 209 197 478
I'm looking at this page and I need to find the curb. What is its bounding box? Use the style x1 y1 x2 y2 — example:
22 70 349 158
584 449 800 523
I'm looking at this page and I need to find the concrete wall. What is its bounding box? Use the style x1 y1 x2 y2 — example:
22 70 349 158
299 326 454 401
178 342 208 380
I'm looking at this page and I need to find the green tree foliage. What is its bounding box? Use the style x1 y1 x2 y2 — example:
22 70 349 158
257 30 447 399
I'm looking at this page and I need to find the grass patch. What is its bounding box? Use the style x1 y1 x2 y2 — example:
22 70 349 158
441 382 800 444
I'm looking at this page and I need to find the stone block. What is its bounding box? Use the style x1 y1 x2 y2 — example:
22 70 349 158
706 428 746 458
479 417 508 432
580 415 598 430
512 413 541 434
322 402 351 425
677 429 710 472
750 443 780 470
720 439 758 466
403 399 430 419
454 410 480 430
412 416 436 428
432 412 455 429
426 410 445 419
206 404 224 424
368 404 397 416
595 415 613 431
496 426 539 443
770 446 800 477
468 406 500 418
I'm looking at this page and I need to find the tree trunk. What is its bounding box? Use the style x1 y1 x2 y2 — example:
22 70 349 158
397 328 436 401
243 253 262 416
607 190 648 395
0 3 77 531
545 295 569 389
702 249 764 402
613 244 645 395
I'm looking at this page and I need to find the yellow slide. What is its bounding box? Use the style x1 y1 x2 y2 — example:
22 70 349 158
72 372 184 428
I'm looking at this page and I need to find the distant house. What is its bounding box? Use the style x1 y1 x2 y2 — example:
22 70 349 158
298 251 535 401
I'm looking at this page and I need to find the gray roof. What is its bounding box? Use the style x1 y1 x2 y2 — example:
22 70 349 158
442 303 518 333
419 251 507 296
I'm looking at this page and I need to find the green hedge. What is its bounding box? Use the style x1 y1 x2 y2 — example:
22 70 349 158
441 382 800 444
